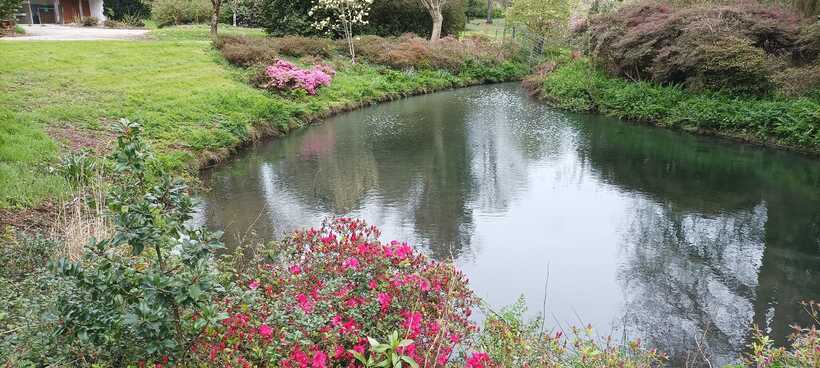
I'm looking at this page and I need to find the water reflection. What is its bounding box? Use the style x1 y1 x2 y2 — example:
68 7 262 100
200 83 820 366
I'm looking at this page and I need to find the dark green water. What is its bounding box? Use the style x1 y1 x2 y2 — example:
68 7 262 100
199 83 820 366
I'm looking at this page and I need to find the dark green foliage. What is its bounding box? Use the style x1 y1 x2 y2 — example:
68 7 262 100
0 0 23 21
583 1 814 95
538 59 820 151
103 0 149 21
258 0 315 37
465 0 502 18
360 0 466 38
260 0 466 38
50 119 226 365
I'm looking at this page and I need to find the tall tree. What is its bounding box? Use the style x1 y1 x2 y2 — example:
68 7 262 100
418 0 447 41
485 0 492 24
210 0 223 36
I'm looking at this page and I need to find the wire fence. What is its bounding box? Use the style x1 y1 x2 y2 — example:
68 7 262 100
500 22 550 66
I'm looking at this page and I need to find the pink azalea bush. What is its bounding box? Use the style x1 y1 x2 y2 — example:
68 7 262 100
195 218 487 367
260 59 335 95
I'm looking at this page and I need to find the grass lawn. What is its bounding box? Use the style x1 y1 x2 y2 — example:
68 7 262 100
0 25 273 208
0 24 526 210
463 18 506 39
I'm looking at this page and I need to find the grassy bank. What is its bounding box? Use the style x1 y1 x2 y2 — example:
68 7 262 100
0 25 527 212
529 59 820 154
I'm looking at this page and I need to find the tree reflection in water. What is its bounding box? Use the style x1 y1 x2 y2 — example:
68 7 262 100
199 84 820 366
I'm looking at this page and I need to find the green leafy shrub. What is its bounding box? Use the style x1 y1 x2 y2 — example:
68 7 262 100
274 35 337 57
55 149 97 188
214 35 277 66
150 0 211 27
0 0 23 21
583 1 811 95
744 301 819 367
103 0 149 22
0 232 69 366
476 297 667 367
50 119 226 366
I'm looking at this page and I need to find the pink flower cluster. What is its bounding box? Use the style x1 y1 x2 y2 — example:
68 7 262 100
261 59 334 95
196 218 491 368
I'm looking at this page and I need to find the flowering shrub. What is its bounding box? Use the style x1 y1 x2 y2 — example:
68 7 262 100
259 59 335 95
195 218 482 367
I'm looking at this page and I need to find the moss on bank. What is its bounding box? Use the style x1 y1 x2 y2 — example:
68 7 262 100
529 59 820 155
0 25 527 211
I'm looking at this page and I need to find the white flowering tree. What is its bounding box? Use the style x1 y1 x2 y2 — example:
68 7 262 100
310 0 373 63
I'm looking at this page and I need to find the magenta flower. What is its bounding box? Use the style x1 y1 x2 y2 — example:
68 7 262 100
262 59 333 95
258 324 273 339
465 352 491 368
296 293 314 313
377 292 392 312
248 279 260 290
342 257 359 270
289 264 302 275
311 351 327 368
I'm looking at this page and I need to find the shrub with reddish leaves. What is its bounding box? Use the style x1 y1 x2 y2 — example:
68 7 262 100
195 219 481 367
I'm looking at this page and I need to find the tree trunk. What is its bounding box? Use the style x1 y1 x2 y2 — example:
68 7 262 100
210 0 220 37
486 0 493 24
430 9 443 41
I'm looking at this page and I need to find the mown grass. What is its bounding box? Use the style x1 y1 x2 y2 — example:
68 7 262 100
537 59 820 154
463 18 506 39
0 26 527 210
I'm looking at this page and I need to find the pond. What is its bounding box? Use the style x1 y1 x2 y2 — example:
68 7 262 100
199 83 820 366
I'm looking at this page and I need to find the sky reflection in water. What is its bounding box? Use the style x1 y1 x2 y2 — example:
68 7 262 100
199 83 820 366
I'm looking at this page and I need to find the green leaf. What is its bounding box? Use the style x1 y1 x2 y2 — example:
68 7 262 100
401 356 420 368
188 284 202 300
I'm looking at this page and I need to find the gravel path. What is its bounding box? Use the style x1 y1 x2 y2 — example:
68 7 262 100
2 24 148 41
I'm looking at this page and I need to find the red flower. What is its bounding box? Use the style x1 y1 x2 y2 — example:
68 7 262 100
289 264 302 274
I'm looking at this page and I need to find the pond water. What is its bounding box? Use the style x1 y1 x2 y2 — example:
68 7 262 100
199 83 820 366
